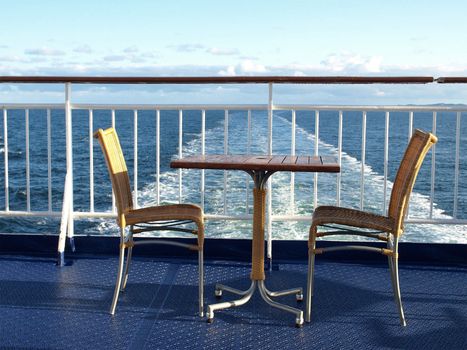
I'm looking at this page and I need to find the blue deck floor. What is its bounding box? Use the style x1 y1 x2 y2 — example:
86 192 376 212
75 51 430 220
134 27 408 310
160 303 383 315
0 254 466 349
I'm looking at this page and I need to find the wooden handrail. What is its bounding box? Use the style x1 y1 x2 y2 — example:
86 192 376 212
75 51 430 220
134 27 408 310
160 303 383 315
0 76 434 84
436 77 467 83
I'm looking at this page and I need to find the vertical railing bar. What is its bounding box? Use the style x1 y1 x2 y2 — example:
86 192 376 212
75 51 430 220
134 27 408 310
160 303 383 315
156 110 160 205
133 109 138 208
25 109 30 212
89 109 94 212
111 109 116 212
336 111 343 206
178 109 183 203
223 109 229 214
383 111 389 215
57 83 74 265
3 108 9 211
65 84 74 244
360 111 367 210
453 112 461 218
313 110 319 209
201 110 206 210
430 112 437 219
267 83 273 262
245 110 251 214
267 84 273 155
47 109 52 213
405 111 413 218
408 111 414 140
290 109 296 214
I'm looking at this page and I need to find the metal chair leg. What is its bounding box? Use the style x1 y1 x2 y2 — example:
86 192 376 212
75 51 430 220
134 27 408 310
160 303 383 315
305 249 315 322
199 249 204 317
391 255 406 326
121 246 133 291
110 239 126 315
388 236 406 326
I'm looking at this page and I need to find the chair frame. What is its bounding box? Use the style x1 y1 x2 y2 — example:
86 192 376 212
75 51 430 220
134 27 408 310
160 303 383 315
306 129 437 326
94 128 205 317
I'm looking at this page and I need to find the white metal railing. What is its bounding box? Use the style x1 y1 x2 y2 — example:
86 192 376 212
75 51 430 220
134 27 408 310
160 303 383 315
1 78 467 264
2 102 467 224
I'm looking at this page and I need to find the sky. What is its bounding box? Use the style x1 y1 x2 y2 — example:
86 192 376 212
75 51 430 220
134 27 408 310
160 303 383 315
1 0 467 104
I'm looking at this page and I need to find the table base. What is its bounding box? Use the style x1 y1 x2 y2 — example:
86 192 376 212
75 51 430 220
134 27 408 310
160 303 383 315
206 281 304 327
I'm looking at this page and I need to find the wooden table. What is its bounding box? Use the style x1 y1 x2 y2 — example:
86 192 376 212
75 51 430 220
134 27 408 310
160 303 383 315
171 155 340 326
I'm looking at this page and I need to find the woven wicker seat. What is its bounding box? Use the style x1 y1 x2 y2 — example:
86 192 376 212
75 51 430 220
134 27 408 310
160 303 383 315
94 128 204 317
306 129 437 326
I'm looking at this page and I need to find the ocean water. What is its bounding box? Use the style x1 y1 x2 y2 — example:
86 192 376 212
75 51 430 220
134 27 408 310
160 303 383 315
0 108 466 243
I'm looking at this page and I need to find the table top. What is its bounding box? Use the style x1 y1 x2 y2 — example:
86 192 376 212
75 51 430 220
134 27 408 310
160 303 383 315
170 155 340 173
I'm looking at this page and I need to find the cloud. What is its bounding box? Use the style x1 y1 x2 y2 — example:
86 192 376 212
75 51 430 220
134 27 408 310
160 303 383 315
102 55 127 62
320 52 383 73
219 65 236 76
140 52 156 58
207 47 240 56
219 60 267 76
0 55 28 63
169 44 205 52
73 45 93 54
124 46 139 53
239 60 267 73
24 47 65 56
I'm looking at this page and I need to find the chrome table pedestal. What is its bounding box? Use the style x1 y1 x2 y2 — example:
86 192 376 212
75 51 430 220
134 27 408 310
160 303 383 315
206 170 304 327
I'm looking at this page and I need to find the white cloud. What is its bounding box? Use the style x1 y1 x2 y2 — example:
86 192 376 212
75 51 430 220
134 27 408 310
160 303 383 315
320 52 383 73
124 46 139 53
140 52 156 58
218 65 236 76
170 44 205 52
103 55 126 62
207 47 240 56
0 55 27 62
24 47 65 56
293 71 306 76
238 60 267 74
219 60 267 76
73 45 93 54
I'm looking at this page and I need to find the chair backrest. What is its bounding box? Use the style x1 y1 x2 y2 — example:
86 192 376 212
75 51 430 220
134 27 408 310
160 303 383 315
94 128 133 226
388 129 437 235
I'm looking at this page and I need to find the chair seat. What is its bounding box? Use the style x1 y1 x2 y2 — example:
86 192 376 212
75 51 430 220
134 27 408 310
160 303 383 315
312 205 394 232
125 203 203 226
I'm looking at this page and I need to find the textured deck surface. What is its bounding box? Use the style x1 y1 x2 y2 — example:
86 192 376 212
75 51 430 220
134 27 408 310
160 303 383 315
0 255 465 349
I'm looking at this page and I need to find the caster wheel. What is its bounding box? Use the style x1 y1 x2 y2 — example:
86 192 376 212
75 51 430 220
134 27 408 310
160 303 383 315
296 293 303 302
295 315 304 328
207 318 214 324
215 289 222 299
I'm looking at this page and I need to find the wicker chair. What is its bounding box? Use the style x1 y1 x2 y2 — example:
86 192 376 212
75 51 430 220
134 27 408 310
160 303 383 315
306 129 437 326
94 128 205 316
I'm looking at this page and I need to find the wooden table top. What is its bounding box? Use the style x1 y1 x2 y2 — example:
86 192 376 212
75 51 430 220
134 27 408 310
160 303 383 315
170 155 340 173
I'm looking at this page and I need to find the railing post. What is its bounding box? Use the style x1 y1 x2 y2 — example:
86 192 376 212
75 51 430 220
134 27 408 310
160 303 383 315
3 108 9 212
266 82 273 268
57 82 74 266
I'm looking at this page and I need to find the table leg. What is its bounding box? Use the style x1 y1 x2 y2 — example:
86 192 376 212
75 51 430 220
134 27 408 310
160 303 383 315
258 281 304 326
262 284 303 300
251 188 266 281
206 174 304 327
206 281 256 323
